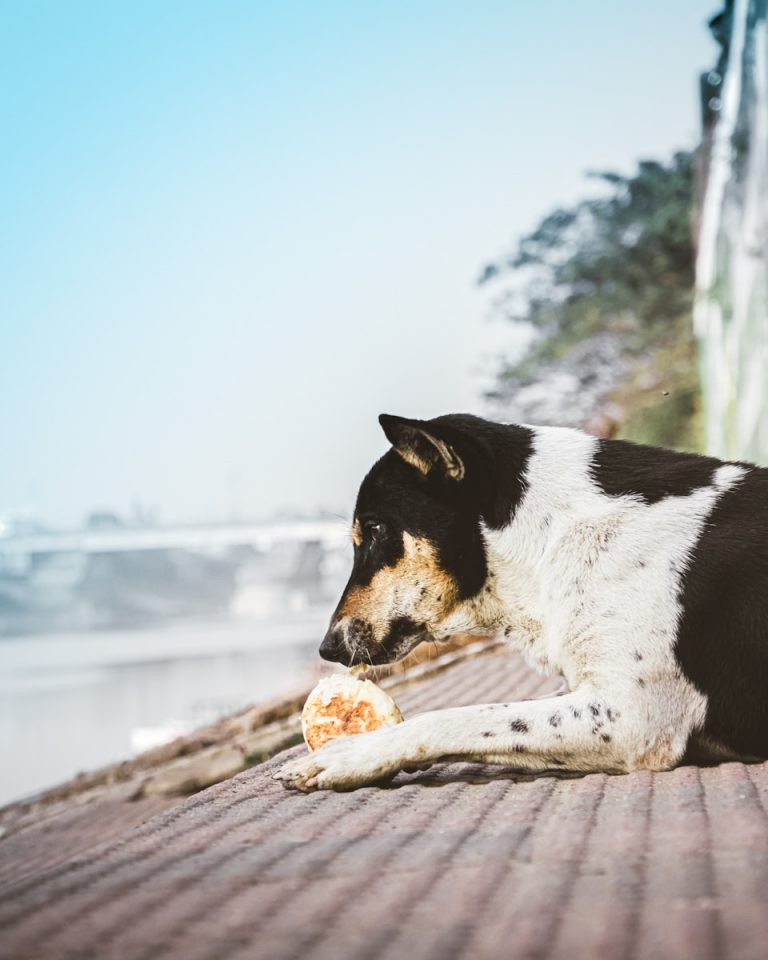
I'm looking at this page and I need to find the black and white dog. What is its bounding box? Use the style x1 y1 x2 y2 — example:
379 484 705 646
275 413 768 791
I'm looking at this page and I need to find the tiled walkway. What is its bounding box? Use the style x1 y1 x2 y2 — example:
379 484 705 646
2 647 767 959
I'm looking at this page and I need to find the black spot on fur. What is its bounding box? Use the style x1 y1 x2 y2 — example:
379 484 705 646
510 718 529 734
571 708 582 720
591 438 722 504
637 559 647 568
546 757 566 766
481 731 495 738
633 650 643 662
606 708 615 723
589 703 601 717
601 734 612 743
637 677 646 688
548 713 562 728
504 626 512 637
512 744 528 754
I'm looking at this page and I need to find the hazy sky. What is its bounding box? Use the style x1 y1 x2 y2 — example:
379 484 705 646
2 1 717 528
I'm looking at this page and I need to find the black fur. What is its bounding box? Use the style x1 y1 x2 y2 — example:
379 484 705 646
421 415 534 529
675 467 768 757
350 449 489 600
592 438 723 503
348 415 533 602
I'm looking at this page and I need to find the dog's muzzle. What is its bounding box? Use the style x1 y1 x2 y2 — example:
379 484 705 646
319 616 430 666
319 618 376 664
318 627 346 663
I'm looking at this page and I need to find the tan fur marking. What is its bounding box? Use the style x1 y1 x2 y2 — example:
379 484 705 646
429 436 465 480
339 533 458 641
351 519 362 547
635 736 679 771
518 615 543 643
397 446 433 476
393 431 464 479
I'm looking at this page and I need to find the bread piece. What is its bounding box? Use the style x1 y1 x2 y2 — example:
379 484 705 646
301 672 403 751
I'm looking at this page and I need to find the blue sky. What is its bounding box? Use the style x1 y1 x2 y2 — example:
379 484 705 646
1 1 717 527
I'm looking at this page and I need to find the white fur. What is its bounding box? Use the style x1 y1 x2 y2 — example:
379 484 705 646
276 427 747 791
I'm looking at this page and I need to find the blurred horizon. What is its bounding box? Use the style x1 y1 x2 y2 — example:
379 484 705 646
2 0 716 530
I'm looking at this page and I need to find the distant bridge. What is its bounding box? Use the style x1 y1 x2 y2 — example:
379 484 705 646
0 520 350 559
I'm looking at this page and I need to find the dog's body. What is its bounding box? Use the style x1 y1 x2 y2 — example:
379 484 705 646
276 414 768 791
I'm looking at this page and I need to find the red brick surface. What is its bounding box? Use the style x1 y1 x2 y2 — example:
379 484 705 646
2 648 767 960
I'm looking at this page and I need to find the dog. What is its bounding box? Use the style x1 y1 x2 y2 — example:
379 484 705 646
275 412 768 791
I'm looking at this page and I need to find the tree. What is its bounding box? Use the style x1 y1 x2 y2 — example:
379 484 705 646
479 151 700 450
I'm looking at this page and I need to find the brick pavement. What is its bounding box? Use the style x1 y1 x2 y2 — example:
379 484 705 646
2 646 767 960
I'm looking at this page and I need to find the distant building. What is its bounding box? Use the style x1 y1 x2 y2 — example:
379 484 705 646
85 511 124 530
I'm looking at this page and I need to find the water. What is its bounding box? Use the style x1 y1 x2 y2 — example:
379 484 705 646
0 610 331 807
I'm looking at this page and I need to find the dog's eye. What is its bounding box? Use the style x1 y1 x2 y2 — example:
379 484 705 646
364 521 385 542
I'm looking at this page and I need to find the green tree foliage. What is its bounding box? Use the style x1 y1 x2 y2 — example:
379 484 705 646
480 151 701 450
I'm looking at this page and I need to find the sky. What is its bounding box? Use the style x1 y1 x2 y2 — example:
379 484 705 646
1 0 718 528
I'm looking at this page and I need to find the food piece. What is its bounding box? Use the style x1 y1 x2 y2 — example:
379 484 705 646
301 671 404 751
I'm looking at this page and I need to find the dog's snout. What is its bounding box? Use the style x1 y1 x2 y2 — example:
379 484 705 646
319 627 346 663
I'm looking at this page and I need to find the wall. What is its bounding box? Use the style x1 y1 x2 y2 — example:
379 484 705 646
695 0 768 463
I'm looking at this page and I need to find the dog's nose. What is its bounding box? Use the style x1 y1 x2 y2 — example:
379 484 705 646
319 627 346 663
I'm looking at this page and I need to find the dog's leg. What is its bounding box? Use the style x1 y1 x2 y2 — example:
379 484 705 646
274 686 664 791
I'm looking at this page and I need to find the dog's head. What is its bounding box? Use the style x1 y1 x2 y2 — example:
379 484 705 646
319 413 498 666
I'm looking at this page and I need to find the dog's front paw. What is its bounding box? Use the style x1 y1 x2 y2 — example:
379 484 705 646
273 729 405 792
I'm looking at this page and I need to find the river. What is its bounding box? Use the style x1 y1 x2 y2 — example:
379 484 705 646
0 609 331 807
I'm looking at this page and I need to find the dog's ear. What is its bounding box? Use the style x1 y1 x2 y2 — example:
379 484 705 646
378 414 466 481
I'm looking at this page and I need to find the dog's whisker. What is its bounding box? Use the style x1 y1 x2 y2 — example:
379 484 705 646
315 507 351 527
